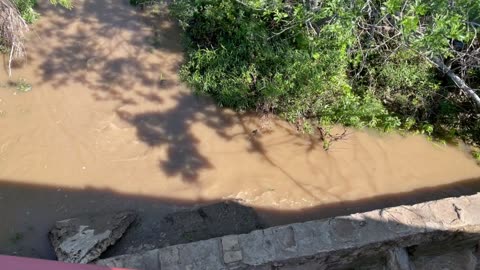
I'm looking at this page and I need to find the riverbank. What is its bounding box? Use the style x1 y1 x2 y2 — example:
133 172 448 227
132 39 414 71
1 0 480 259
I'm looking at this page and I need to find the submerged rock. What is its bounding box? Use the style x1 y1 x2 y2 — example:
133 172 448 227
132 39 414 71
104 201 264 257
49 211 136 264
159 201 264 247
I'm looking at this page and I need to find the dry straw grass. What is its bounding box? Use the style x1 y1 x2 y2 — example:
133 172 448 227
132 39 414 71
0 0 29 76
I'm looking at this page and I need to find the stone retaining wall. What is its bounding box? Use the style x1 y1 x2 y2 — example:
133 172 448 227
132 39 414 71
97 193 480 269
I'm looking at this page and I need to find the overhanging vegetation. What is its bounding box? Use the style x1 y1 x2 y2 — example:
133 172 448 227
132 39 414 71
169 0 480 153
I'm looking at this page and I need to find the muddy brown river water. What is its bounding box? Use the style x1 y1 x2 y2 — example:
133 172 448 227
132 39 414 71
1 0 480 259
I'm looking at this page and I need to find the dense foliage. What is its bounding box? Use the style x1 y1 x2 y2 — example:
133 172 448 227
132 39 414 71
169 0 480 150
13 0 39 23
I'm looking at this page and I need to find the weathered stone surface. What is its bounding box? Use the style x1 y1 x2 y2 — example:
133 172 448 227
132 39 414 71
96 250 159 269
387 248 412 270
160 202 263 247
224 250 243 264
49 211 136 264
99 239 224 270
413 249 477 270
96 194 480 270
106 202 264 257
239 229 275 265
222 235 240 252
222 235 243 265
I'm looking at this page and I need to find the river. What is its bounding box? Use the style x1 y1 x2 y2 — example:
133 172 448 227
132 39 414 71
1 0 480 259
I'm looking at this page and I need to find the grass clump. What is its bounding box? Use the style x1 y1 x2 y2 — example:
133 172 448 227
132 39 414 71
13 78 32 92
1 78 32 92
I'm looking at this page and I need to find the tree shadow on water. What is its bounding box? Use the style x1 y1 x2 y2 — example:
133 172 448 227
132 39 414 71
29 0 242 180
26 0 315 182
2 177 480 260
118 93 236 181
33 0 183 100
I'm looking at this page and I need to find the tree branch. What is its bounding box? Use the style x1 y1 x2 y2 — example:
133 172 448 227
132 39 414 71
430 57 480 111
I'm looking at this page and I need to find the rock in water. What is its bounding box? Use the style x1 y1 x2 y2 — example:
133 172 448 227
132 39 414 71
102 201 264 257
49 211 136 264
160 201 264 247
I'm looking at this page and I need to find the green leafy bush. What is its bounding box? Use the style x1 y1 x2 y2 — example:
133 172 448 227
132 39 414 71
12 0 72 23
171 0 402 131
129 0 150 6
171 0 480 146
14 0 39 23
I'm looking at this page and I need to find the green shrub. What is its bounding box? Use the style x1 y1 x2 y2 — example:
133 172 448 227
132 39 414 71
12 0 72 23
171 0 401 130
129 0 156 6
14 0 39 23
171 0 480 146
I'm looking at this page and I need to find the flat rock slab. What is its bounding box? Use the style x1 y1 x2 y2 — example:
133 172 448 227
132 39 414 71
49 211 136 264
104 201 263 256
160 201 263 246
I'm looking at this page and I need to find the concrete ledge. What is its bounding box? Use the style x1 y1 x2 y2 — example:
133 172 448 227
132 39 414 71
97 193 480 269
0 255 131 270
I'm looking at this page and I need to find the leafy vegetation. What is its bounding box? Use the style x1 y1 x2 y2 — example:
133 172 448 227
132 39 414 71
12 0 72 23
473 149 480 163
168 0 480 150
13 0 39 23
0 78 32 92
12 78 32 92
129 0 164 7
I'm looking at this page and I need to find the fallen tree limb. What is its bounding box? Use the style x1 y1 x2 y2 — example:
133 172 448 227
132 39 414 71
430 56 480 111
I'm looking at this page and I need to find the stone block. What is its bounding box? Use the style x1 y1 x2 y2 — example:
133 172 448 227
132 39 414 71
291 220 332 256
175 239 224 269
158 246 180 266
239 230 275 265
224 250 243 264
222 235 240 251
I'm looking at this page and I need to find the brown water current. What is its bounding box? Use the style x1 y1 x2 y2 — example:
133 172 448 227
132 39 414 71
1 0 480 259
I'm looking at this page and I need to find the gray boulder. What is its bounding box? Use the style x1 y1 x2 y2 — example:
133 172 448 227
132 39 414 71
49 211 136 264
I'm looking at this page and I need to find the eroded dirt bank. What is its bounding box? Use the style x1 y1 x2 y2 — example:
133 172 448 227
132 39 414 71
1 0 480 259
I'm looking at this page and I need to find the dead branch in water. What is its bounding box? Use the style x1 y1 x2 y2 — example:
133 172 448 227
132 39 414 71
0 0 29 76
317 126 349 151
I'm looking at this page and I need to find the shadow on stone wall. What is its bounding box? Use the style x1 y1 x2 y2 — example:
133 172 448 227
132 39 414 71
1 176 480 262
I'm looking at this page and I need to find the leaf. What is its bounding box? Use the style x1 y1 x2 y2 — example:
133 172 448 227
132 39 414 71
401 16 419 34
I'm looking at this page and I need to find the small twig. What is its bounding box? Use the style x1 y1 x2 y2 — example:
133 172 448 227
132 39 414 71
317 126 349 151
